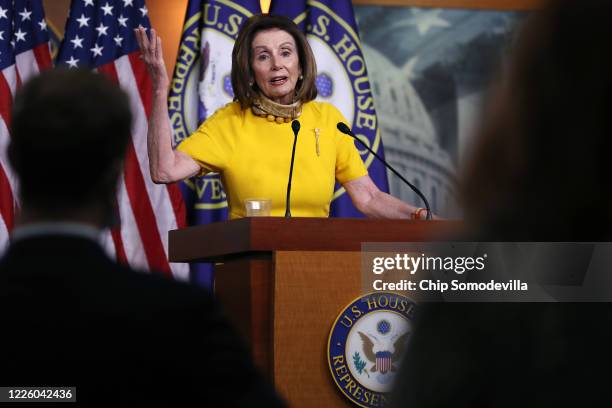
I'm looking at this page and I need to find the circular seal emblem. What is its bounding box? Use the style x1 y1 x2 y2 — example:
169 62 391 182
168 1 256 210
296 4 385 201
328 292 416 407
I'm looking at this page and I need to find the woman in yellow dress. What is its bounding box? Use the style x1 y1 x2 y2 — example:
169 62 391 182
135 14 434 220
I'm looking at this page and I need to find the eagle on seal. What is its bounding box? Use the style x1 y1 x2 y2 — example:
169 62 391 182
358 331 410 373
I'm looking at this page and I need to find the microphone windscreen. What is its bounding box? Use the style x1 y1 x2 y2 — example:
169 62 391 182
291 120 300 135
336 122 351 135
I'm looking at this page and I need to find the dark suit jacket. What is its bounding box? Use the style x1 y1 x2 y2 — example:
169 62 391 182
0 234 285 407
391 302 612 408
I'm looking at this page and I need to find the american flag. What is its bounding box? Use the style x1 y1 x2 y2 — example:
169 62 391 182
0 0 52 251
56 0 188 279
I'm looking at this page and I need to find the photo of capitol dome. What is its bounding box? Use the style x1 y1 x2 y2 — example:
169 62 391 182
364 44 458 217
355 6 525 218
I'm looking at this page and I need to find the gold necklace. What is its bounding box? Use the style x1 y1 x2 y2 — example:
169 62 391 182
251 94 302 124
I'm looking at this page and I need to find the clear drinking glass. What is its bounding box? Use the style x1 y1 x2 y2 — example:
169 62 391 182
244 198 272 217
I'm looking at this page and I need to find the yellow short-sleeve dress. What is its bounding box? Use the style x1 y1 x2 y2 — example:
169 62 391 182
176 101 367 219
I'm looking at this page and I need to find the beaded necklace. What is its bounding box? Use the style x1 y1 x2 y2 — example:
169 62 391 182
251 94 302 124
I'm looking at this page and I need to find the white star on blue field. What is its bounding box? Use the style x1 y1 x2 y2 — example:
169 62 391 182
355 6 525 76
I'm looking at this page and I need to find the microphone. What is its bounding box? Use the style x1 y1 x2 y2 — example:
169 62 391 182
285 120 300 218
336 122 432 220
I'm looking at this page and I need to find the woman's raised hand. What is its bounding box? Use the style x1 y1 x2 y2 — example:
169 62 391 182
134 27 169 92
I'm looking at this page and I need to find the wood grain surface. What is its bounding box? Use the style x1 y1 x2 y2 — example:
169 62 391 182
273 251 363 408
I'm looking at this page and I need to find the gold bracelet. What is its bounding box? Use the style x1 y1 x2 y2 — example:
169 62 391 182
411 208 421 220
412 207 427 220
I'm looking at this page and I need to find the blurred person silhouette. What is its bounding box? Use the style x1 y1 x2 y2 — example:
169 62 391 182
0 69 285 407
461 0 612 241
391 0 612 407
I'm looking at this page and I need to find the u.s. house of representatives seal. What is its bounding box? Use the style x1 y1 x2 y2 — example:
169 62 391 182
296 1 384 200
168 0 256 209
328 292 416 407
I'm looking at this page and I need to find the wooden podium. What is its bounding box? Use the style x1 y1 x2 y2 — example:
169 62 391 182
169 217 458 407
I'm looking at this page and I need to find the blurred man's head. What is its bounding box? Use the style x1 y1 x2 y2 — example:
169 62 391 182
8 68 132 225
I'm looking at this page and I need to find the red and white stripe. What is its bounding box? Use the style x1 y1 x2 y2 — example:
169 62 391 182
1 44 187 279
97 53 188 280
0 43 52 252
376 354 392 374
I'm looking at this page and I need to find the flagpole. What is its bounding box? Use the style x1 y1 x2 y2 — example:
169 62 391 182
260 0 271 13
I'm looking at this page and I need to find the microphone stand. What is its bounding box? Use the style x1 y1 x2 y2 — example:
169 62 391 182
285 120 300 218
336 122 432 220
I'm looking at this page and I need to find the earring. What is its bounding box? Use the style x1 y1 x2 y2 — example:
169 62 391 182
299 74 304 80
249 80 254 87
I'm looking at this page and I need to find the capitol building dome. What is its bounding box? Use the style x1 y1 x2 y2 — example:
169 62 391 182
363 44 458 217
